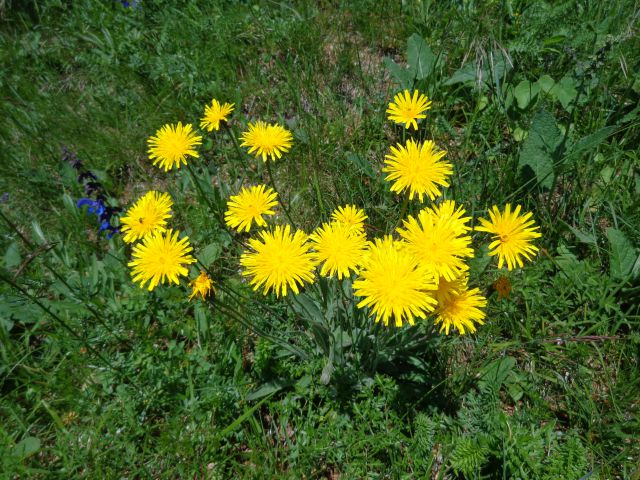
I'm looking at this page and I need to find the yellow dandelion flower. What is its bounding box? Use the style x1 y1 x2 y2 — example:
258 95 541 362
200 99 234 132
383 139 452 202
353 236 437 327
475 204 541 270
386 90 432 130
147 122 202 172
434 273 468 305
309 222 367 279
434 286 487 335
240 121 293 162
119 191 173 244
240 225 316 297
225 184 278 233
428 200 471 235
189 271 215 300
129 229 196 291
397 208 474 282
330 204 367 233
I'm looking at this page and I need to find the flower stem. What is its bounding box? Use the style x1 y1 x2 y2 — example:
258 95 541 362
396 191 410 228
185 162 221 221
223 122 251 178
265 160 297 229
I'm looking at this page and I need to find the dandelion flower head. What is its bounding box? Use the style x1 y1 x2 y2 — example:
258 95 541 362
240 225 316 297
331 204 367 233
428 200 471 235
119 191 173 244
240 121 293 162
434 286 486 335
383 139 452 202
309 221 367 279
129 229 196 291
386 90 432 130
225 184 278 233
353 236 437 327
189 271 215 300
434 273 468 305
200 99 234 132
147 122 202 172
397 208 474 283
475 204 541 270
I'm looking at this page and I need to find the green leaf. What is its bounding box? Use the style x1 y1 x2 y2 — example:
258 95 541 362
606 228 637 280
569 125 616 160
245 380 292 401
480 356 517 390
536 74 555 93
444 62 477 86
406 33 435 80
514 80 540 109
11 436 41 460
198 243 221 267
560 220 597 245
383 57 411 90
3 242 21 269
518 110 562 189
550 76 578 110
345 152 376 180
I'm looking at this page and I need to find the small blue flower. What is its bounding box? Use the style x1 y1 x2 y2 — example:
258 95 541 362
78 198 119 239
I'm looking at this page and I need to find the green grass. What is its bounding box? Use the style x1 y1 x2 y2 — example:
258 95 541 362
1 0 639 478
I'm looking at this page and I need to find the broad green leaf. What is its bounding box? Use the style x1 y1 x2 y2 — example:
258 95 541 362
406 33 435 80
514 80 540 109
444 62 477 86
606 228 637 280
536 74 555 93
3 242 21 269
550 76 578 110
11 436 41 460
560 221 597 245
480 356 516 389
198 243 221 266
518 110 562 189
383 57 411 90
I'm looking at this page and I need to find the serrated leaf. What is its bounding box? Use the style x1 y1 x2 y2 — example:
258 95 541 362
406 33 435 81
606 228 637 280
518 110 562 189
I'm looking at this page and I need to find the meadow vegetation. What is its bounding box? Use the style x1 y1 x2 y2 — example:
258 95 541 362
1 0 639 478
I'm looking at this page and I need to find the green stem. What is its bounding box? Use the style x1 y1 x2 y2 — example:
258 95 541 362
223 122 251 178
396 191 410 229
185 162 221 221
265 160 297 229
